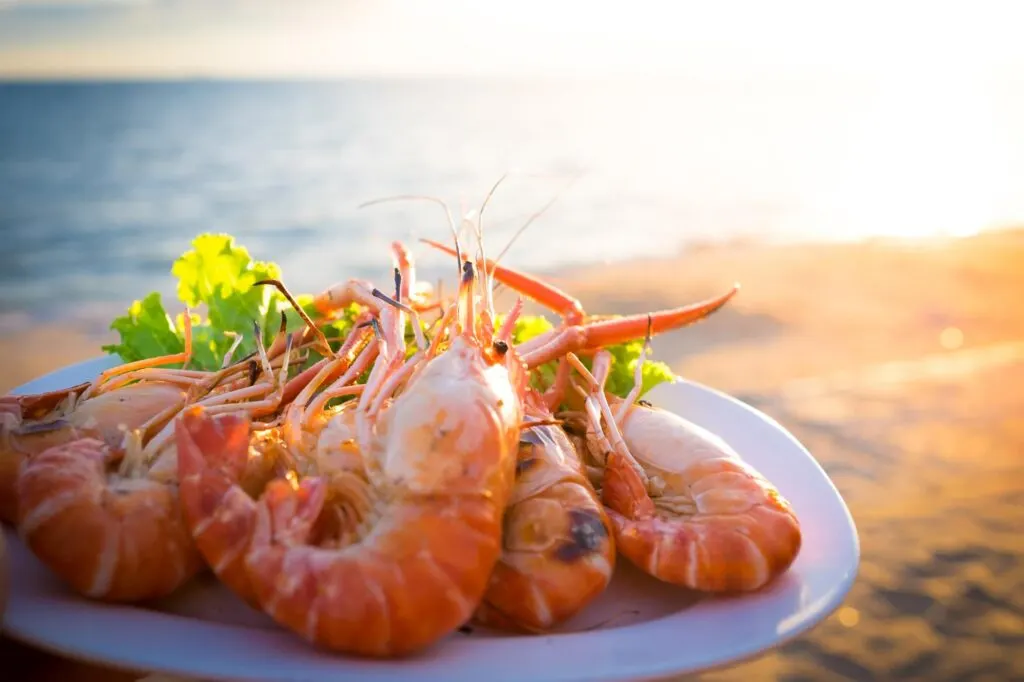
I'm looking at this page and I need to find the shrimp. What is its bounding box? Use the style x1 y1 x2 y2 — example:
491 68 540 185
0 308 315 525
474 391 615 632
567 349 802 592
15 321 298 602
175 322 378 609
0 315 213 524
0 382 184 524
234 256 526 657
174 243 425 609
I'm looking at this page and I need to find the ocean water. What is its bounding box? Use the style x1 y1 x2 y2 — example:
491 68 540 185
1 78 1023 329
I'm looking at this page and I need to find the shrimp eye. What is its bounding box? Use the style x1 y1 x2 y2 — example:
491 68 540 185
492 339 509 356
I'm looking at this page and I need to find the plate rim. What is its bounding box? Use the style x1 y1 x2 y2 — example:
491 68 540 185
2 355 861 682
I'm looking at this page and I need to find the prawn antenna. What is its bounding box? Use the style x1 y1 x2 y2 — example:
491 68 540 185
493 170 583 269
476 174 508 319
254 278 334 358
358 194 463 279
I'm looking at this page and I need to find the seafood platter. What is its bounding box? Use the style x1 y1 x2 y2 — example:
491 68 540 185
1 203 858 681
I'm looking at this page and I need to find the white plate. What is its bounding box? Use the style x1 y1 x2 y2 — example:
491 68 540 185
2 355 859 682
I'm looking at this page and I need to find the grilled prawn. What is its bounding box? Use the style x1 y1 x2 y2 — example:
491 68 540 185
15 319 298 602
475 390 615 632
174 242 424 609
181 256 528 657
568 349 802 592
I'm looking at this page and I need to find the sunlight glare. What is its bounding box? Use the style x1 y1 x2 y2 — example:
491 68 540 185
802 69 1016 242
837 607 860 628
940 327 964 351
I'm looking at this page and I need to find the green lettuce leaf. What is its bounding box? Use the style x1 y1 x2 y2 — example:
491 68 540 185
101 292 184 363
171 233 283 351
104 233 294 371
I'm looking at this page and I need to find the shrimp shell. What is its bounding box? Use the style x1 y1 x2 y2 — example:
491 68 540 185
243 335 525 656
16 438 202 601
0 382 187 524
591 395 802 592
475 416 615 632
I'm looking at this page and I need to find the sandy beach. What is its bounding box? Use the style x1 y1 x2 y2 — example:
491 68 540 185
3 229 1023 680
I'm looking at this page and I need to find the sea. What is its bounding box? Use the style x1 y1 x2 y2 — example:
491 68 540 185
2 77 1023 330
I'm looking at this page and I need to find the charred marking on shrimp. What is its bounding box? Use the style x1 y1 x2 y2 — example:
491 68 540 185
554 508 609 563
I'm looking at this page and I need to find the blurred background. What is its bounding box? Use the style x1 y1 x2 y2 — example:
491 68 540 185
1 1 1022 680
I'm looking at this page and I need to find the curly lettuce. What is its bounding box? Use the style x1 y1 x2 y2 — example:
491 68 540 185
104 234 307 370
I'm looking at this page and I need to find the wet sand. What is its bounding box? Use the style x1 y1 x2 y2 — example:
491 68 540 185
3 229 1023 680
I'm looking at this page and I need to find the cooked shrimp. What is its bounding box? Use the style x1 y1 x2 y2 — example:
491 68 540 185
175 242 430 608
424 234 798 593
567 349 802 592
175 322 378 608
0 316 213 524
0 310 309 524
16 322 298 602
0 381 186 524
236 258 528 657
16 437 205 601
475 391 615 632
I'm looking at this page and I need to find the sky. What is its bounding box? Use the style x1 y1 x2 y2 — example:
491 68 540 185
1 0 1024 79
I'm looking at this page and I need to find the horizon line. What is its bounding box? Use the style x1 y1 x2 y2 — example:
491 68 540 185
0 70 886 85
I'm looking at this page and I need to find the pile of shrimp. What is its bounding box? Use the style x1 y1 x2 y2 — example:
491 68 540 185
0 201 801 658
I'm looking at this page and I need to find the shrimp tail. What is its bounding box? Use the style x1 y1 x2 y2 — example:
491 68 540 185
253 476 327 549
244 478 336 645
176 405 262 608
